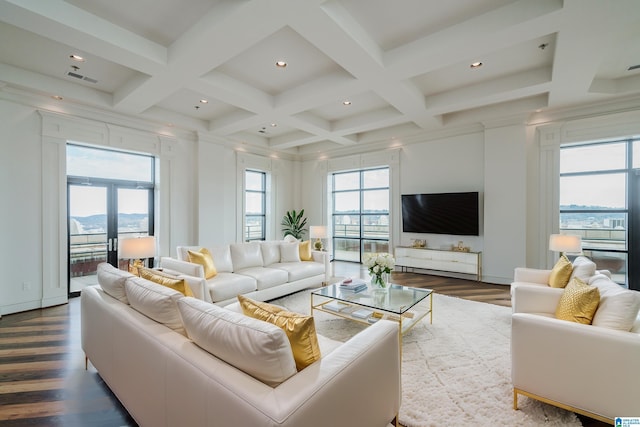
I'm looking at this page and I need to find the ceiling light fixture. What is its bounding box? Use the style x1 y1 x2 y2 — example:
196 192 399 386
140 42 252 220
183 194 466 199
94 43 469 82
343 100 352 105
470 62 483 69
52 95 63 100
275 60 287 68
70 54 85 62
270 123 277 127
200 99 208 104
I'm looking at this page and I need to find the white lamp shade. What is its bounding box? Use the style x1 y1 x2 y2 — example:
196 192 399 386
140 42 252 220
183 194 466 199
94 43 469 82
309 226 327 239
119 236 156 259
549 234 582 253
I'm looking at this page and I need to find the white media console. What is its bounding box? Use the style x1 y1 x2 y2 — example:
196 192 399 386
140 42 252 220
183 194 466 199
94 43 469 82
395 246 482 281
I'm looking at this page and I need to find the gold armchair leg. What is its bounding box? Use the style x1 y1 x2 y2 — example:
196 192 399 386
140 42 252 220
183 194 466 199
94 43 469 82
513 389 518 410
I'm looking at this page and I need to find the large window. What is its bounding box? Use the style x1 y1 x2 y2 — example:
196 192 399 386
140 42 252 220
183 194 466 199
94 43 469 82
245 170 266 241
560 139 638 287
332 168 390 262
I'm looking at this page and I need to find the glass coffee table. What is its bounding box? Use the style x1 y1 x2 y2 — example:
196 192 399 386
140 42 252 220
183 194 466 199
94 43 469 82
311 283 433 336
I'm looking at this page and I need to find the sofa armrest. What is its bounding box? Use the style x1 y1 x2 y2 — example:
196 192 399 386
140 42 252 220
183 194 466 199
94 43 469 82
160 257 205 278
513 267 551 285
511 284 563 315
270 319 400 426
512 313 640 419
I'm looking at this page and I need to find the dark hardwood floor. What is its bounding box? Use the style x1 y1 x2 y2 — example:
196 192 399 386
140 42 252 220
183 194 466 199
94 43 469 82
0 264 607 426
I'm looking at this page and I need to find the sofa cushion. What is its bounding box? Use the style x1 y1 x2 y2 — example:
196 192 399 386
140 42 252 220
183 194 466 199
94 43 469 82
207 272 257 302
589 274 640 331
231 242 263 270
238 295 321 371
280 242 301 263
299 240 313 261
260 241 281 266
548 255 573 288
124 276 186 335
176 297 297 387
236 267 288 291
555 277 600 324
139 267 194 297
97 262 135 304
188 248 217 279
569 256 597 282
208 245 233 273
270 261 324 282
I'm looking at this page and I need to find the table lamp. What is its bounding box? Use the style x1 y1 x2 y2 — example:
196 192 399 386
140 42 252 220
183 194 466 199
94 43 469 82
309 226 327 251
119 236 156 275
548 234 582 257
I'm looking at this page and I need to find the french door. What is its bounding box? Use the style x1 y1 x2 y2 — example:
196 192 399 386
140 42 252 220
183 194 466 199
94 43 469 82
67 181 153 296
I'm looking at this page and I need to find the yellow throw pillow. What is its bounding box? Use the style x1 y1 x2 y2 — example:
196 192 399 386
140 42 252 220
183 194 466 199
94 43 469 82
238 295 321 371
548 255 573 288
555 277 600 324
188 248 217 279
139 267 194 297
299 240 313 261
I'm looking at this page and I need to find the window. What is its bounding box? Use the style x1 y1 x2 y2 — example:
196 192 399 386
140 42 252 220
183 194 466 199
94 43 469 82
560 139 636 287
332 168 390 262
245 170 266 241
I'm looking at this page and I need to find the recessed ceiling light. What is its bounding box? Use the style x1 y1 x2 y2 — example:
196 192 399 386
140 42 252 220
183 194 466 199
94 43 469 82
200 99 208 104
275 60 287 68
470 62 483 69
52 95 63 100
343 100 352 105
70 54 85 62
270 123 277 127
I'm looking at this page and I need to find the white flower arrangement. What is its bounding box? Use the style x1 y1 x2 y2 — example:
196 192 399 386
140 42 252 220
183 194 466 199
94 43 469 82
364 252 395 288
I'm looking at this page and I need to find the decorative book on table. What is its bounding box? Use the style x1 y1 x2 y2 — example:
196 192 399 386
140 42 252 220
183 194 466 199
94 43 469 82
324 301 351 312
351 308 374 319
339 278 367 292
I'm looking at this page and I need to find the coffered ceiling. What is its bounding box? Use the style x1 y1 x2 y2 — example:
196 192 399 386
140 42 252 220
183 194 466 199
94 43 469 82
1 0 639 155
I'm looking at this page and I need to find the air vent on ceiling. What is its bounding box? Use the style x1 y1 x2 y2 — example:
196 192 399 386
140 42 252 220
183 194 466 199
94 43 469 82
628 64 640 71
66 71 98 84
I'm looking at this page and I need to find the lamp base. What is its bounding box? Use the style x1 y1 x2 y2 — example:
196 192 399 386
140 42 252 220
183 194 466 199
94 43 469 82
128 259 145 276
313 238 323 251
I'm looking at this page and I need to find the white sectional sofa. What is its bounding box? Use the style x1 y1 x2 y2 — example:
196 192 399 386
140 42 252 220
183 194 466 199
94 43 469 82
82 263 401 427
161 241 330 306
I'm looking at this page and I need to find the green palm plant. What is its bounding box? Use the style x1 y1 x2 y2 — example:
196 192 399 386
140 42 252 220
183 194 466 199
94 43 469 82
281 209 308 240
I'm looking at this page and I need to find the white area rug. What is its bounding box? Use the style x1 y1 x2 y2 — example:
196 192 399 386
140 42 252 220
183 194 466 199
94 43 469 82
272 290 583 427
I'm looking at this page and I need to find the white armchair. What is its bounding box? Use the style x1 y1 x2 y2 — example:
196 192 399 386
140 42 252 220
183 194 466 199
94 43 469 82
511 284 640 423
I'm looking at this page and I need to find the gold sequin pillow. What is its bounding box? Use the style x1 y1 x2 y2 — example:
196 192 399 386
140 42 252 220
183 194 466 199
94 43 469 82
238 295 321 371
555 277 600 324
187 248 217 279
139 267 194 297
548 255 573 288
299 240 313 261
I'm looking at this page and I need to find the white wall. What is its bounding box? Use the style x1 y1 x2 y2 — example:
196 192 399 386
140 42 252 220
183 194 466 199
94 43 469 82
0 101 45 314
0 99 198 315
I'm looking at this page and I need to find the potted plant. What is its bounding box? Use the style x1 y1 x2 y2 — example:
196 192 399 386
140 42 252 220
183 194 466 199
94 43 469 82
281 209 308 240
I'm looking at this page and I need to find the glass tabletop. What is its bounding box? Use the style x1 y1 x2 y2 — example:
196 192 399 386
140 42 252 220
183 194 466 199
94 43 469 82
311 283 433 315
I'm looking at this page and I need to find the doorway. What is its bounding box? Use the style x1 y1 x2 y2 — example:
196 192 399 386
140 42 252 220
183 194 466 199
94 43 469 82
67 144 155 297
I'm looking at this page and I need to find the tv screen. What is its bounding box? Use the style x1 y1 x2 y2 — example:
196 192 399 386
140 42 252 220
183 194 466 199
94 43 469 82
401 192 479 236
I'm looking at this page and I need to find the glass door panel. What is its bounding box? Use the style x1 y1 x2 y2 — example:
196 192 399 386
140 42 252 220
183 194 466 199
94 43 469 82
68 185 108 293
117 188 152 270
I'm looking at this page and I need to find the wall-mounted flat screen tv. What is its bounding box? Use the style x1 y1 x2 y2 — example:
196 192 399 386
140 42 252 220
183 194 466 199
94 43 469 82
401 192 479 236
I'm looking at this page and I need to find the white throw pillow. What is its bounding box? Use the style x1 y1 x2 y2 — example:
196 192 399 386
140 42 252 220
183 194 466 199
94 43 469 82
97 262 135 304
569 256 597 282
280 242 301 263
177 297 297 387
589 274 640 331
